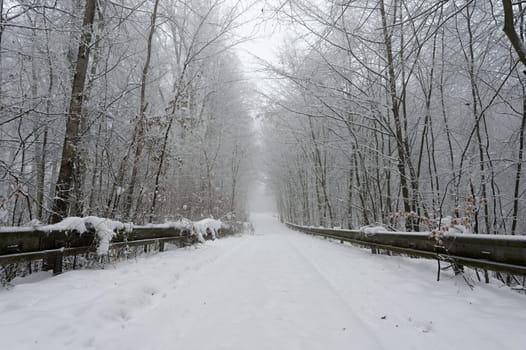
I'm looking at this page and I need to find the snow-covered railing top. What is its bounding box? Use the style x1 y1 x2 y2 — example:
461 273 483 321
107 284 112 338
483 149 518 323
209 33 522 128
0 216 247 269
286 222 526 275
299 224 526 241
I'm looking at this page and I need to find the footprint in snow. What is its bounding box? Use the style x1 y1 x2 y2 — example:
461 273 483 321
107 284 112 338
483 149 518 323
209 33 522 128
407 317 433 333
143 286 159 296
116 307 132 322
416 321 433 333
1 302 22 312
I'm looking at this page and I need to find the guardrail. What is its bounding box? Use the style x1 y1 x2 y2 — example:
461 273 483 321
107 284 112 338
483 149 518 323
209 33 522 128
286 223 526 276
0 221 243 280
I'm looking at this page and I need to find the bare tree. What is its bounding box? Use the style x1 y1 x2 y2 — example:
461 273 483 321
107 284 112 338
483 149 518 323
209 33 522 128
49 0 97 223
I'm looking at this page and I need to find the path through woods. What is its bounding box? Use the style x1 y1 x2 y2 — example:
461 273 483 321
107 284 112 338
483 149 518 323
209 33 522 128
0 213 525 349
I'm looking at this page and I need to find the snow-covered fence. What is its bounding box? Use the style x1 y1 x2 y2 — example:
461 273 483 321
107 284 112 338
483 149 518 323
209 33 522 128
286 223 526 277
0 218 244 284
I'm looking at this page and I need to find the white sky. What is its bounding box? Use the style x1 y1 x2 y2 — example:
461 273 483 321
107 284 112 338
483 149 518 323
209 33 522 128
231 0 285 88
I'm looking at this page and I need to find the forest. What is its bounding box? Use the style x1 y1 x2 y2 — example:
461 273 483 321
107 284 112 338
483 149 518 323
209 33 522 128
264 0 526 235
1 0 526 236
0 0 254 225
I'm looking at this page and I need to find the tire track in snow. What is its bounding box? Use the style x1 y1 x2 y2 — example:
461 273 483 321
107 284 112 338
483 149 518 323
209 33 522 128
279 232 385 349
96 219 386 350
279 226 522 350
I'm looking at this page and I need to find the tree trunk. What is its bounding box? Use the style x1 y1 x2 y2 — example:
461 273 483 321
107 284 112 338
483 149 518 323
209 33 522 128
512 4 526 235
512 81 526 234
49 0 97 223
125 0 160 220
466 4 490 234
31 21 43 221
503 0 526 67
378 0 414 230
0 0 4 102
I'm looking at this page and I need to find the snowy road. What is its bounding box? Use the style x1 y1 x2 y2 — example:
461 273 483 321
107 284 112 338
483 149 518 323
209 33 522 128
1 213 526 350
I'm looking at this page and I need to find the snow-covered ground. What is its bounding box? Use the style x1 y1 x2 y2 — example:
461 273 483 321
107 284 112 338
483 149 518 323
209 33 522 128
1 213 525 350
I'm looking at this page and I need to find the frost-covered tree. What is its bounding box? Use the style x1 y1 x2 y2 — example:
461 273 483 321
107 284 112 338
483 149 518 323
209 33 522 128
262 0 526 234
0 0 255 225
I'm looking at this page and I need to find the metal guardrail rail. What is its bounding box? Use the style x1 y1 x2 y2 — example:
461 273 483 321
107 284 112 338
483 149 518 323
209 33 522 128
0 223 241 276
286 223 526 275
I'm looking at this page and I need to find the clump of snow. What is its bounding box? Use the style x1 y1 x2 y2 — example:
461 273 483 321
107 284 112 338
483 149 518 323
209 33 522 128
116 186 125 196
429 216 473 245
43 217 87 233
242 222 255 235
360 225 389 234
143 217 194 233
437 215 471 234
83 217 133 255
193 218 224 243
39 217 133 255
24 219 42 227
167 217 193 231
428 230 445 245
